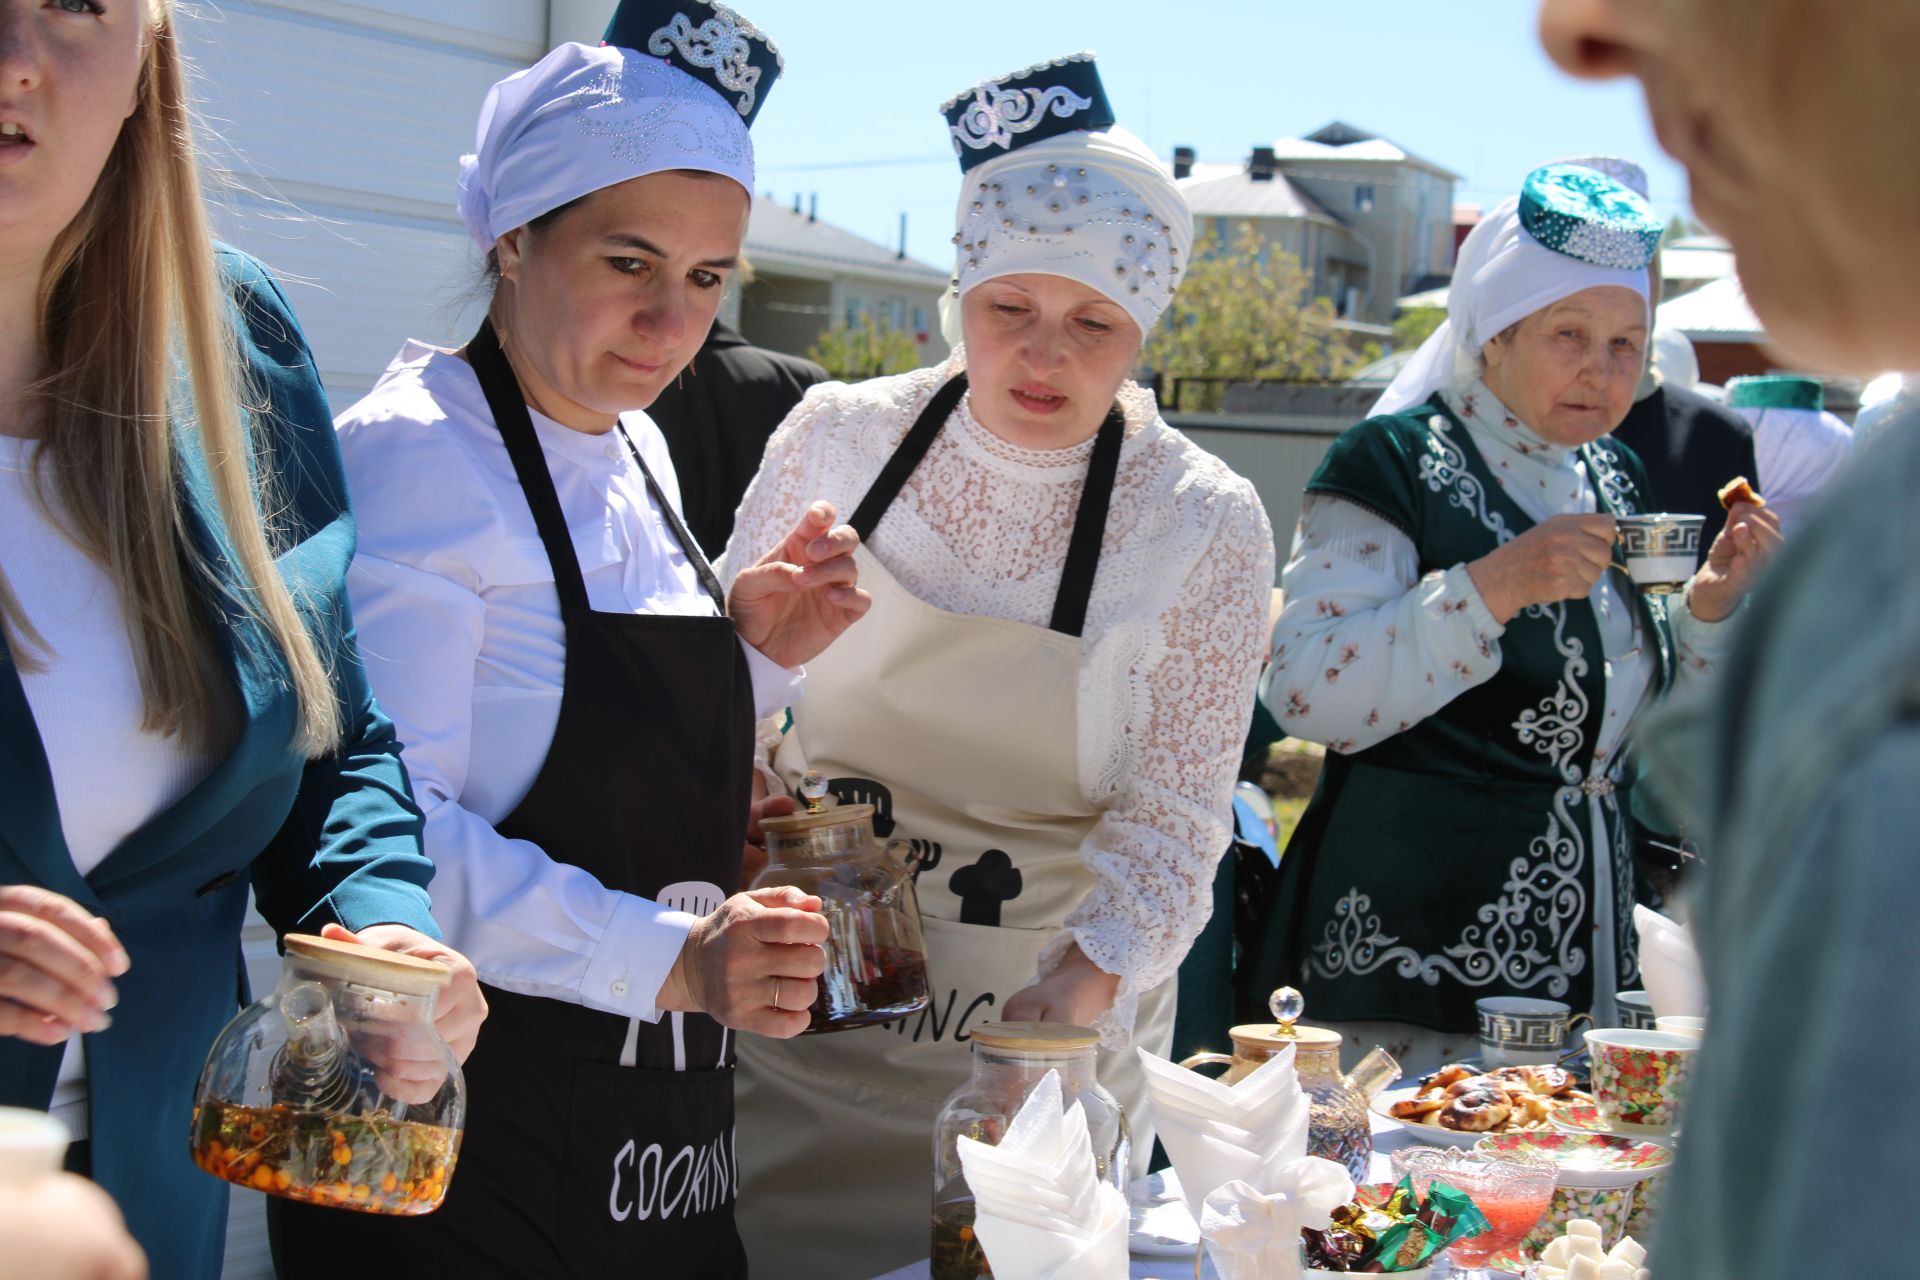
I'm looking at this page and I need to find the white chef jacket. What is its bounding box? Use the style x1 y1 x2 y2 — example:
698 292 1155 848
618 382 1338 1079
337 341 801 1023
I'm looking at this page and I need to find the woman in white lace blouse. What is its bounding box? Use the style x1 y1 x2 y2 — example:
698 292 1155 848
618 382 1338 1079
1241 165 1780 1073
722 55 1273 1276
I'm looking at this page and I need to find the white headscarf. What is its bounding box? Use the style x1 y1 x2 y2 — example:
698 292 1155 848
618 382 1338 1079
951 125 1193 337
457 41 755 252
1371 196 1651 417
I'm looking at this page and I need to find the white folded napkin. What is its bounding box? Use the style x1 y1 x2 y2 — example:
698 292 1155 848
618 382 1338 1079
1633 904 1709 1018
955 1070 1129 1280
1200 1171 1356 1280
1140 1045 1328 1226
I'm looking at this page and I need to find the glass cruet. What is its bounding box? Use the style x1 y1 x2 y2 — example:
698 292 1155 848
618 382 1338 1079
930 1022 1129 1280
189 933 465 1215
752 772 932 1033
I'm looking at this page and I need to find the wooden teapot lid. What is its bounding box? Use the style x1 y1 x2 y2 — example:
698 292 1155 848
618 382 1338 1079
1230 985 1342 1052
968 1022 1101 1052
758 771 877 836
758 803 875 835
284 934 452 995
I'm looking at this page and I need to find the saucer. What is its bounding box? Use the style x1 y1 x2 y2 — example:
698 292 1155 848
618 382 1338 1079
1548 1103 1679 1143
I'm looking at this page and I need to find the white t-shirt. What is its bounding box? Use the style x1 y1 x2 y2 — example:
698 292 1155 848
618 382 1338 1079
0 434 213 1138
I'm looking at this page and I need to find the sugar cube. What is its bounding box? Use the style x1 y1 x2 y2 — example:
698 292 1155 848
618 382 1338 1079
1568 1219 1604 1240
1609 1237 1648 1267
1566 1255 1601 1280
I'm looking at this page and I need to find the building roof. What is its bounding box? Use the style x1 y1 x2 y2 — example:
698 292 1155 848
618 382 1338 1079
1176 162 1346 224
1268 121 1462 181
1659 235 1736 283
1657 275 1766 343
745 198 948 290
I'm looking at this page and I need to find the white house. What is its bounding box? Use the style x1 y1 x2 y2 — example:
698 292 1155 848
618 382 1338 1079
1176 122 1460 326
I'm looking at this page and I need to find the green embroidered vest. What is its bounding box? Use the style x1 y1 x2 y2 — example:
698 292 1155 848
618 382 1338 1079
1247 397 1674 1032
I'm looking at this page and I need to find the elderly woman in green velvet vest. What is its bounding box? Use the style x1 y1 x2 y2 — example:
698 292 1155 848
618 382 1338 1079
1241 166 1779 1068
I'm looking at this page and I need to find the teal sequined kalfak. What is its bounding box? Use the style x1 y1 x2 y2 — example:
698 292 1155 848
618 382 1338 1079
1520 163 1664 270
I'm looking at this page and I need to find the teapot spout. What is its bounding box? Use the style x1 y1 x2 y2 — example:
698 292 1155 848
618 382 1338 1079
1342 1045 1402 1102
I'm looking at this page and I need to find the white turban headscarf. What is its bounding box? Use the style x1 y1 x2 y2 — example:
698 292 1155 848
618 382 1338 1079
1371 195 1652 417
951 124 1194 338
457 41 755 252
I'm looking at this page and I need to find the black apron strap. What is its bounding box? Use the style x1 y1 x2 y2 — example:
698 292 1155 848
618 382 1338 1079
470 319 729 618
1048 403 1124 638
848 373 970 541
468 320 591 612
848 372 1125 638
617 424 728 615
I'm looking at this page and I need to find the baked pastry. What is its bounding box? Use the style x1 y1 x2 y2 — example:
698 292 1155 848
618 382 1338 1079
1717 475 1765 509
1437 1087 1513 1131
1387 1095 1445 1120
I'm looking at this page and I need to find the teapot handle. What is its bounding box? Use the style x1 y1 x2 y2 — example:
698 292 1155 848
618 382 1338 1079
1177 1052 1236 1077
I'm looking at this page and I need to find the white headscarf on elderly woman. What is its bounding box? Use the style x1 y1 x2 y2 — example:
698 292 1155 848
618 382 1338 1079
1372 166 1656 417
938 53 1193 342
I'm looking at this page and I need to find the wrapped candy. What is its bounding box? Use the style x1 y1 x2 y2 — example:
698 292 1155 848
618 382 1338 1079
1301 1177 1491 1273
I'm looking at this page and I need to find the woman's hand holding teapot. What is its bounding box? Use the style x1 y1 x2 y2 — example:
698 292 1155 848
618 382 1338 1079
656 886 830 1039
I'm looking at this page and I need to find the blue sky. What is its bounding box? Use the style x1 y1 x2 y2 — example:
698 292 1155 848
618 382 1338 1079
734 0 1691 269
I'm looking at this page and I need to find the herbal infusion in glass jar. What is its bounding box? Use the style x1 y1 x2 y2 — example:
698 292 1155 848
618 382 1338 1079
189 934 464 1215
753 774 931 1033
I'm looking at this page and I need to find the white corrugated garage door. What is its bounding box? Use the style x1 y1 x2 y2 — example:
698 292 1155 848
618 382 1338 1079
174 5 564 1274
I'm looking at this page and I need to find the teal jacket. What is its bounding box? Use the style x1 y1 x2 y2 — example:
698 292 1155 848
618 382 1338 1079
0 248 439 1280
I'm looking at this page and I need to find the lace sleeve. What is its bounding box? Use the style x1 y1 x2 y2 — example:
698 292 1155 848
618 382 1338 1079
1044 478 1276 1046
1261 494 1505 752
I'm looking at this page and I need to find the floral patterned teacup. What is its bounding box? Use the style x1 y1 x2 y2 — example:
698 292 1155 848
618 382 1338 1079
1585 1029 1696 1132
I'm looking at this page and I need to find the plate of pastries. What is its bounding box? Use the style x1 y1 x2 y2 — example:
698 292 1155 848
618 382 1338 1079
1371 1062 1595 1145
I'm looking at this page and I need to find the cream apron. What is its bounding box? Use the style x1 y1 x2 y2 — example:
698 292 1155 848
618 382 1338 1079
734 375 1176 1278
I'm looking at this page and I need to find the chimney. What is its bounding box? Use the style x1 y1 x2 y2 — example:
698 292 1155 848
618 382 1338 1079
808 193 817 223
1172 146 1195 180
792 192 802 215
898 212 908 260
1249 146 1277 182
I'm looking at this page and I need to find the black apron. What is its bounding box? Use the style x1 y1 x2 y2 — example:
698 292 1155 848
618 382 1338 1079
276 320 755 1278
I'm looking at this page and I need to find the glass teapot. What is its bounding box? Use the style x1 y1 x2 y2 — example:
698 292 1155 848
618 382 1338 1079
190 934 464 1215
752 773 931 1033
1179 986 1400 1183
931 1022 1128 1280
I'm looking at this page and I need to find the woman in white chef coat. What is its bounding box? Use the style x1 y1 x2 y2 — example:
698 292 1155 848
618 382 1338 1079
723 54 1275 1276
273 4 866 1277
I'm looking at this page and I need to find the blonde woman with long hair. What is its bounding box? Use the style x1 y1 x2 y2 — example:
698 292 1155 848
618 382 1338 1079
0 3 483 1275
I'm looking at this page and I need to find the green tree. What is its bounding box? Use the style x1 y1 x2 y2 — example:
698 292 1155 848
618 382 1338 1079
1392 305 1446 351
1142 223 1368 412
807 311 920 381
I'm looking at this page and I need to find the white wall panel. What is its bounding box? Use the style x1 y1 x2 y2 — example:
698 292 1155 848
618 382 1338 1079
211 192 489 408
182 5 523 216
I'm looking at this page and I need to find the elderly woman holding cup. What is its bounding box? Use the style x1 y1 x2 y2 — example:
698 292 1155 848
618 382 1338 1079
1242 165 1779 1069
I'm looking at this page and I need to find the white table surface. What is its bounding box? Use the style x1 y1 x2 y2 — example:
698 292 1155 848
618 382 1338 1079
871 1113 1443 1280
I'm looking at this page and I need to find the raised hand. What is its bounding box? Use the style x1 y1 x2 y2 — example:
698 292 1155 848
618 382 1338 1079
727 501 872 668
1686 502 1784 621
